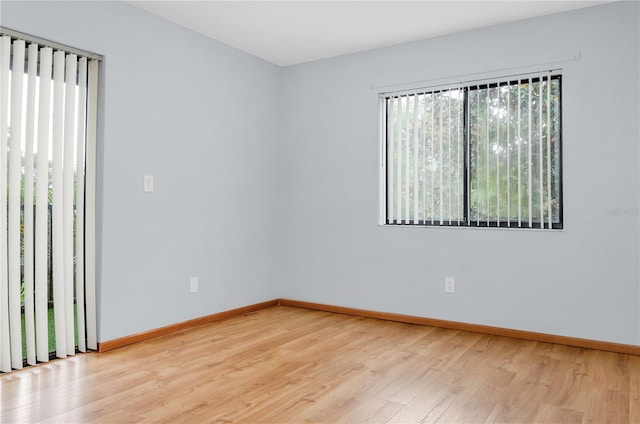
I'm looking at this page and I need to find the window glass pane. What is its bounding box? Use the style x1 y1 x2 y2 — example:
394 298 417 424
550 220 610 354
468 76 561 227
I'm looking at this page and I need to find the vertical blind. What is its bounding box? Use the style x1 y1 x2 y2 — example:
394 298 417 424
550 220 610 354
385 88 465 225
0 30 99 372
467 75 561 228
381 72 562 229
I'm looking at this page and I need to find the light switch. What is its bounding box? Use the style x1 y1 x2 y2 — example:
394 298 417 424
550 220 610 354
144 175 154 192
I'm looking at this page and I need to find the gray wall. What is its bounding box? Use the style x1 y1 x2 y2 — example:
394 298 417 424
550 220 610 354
1 1 282 341
2 1 638 346
278 1 640 346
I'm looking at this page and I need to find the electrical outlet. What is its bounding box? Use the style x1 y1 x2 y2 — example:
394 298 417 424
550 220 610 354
445 277 456 293
190 277 198 293
144 175 154 192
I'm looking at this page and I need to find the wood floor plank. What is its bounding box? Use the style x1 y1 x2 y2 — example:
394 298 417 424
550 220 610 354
335 398 404 424
385 380 463 423
1 305 638 424
631 355 640 424
532 404 584 423
435 367 515 423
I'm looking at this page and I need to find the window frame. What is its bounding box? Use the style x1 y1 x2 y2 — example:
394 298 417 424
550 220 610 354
379 71 563 230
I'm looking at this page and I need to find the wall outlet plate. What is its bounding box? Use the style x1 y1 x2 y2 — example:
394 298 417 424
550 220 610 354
445 277 456 293
144 175 154 192
190 277 198 293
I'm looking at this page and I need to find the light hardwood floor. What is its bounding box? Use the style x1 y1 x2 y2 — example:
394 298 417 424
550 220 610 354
1 306 638 423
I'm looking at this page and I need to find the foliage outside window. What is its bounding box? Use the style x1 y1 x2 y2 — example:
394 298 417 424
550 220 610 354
381 72 562 229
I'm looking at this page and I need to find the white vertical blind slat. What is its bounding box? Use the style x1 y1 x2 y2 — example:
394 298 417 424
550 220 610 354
476 87 480 226
396 97 402 224
527 78 533 228
387 98 395 222
517 82 522 227
85 59 99 350
456 90 464 224
496 86 500 226
413 94 420 223
24 43 39 365
75 58 87 352
35 47 53 363
466 88 471 223
546 75 552 228
538 74 544 227
430 94 435 224
447 93 452 224
0 35 12 373
63 54 77 356
506 84 511 226
52 50 68 358
8 39 26 370
485 87 490 226
438 92 443 224
404 96 410 223
422 94 427 223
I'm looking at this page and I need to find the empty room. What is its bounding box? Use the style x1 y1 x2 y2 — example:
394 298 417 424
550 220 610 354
0 0 639 422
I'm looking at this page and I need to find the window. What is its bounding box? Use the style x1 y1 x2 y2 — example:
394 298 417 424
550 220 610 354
0 29 100 372
380 72 562 229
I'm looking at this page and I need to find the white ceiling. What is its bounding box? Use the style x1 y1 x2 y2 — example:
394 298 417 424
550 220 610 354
129 1 611 66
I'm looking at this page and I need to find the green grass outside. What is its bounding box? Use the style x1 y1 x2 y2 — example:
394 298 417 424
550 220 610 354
20 306 78 359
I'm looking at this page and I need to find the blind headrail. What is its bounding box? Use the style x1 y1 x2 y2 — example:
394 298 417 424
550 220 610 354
372 51 579 96
380 70 562 99
0 26 104 61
